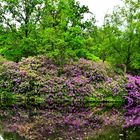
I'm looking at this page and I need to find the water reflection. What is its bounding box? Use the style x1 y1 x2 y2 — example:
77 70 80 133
1 126 140 140
0 135 4 140
3 132 25 140
0 100 140 140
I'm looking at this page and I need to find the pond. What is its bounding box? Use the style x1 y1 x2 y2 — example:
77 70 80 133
0 101 140 140
0 133 25 140
0 126 140 140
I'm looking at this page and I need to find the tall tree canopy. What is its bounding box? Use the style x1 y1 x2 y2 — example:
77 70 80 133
0 0 97 64
93 0 140 71
0 0 44 61
0 0 139 72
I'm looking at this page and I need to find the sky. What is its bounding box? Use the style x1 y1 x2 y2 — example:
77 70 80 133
77 0 123 26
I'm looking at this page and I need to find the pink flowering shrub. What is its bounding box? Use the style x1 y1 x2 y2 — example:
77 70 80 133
0 56 127 106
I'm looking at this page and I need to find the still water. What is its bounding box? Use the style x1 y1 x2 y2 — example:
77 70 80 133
0 101 140 140
0 133 25 140
0 127 140 140
0 110 140 140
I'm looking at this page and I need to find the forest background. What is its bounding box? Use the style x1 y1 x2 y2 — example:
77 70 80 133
0 0 140 73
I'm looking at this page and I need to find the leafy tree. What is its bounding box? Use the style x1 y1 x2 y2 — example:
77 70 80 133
0 0 97 64
0 0 43 61
37 0 96 67
94 0 140 71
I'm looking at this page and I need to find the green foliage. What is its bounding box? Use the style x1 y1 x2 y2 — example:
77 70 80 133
0 0 43 61
0 0 139 72
0 55 7 73
93 0 140 71
0 55 7 64
0 0 96 65
37 0 94 66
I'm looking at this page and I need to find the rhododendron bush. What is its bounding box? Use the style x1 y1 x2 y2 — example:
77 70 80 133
0 56 127 107
124 75 140 128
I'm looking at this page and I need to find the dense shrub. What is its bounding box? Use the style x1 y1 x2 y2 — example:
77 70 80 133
0 56 127 107
124 75 140 128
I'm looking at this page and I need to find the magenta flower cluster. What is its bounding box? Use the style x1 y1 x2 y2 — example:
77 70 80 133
124 74 140 128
